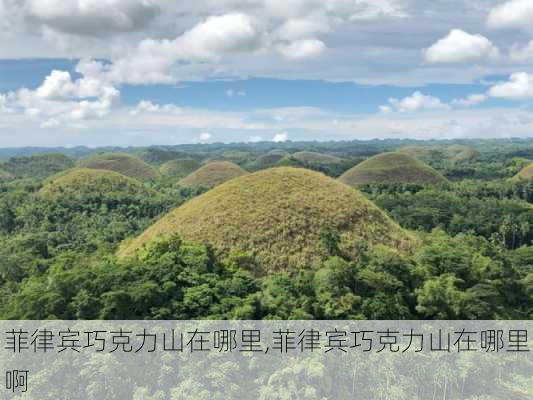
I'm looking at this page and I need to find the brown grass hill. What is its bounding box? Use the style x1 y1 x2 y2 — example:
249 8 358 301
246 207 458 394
445 145 480 163
512 163 533 181
338 152 448 187
119 167 413 272
40 168 154 200
250 150 289 170
397 146 434 159
78 153 160 181
178 161 248 189
160 159 202 179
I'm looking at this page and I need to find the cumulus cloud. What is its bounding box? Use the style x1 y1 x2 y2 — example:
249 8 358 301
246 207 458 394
423 29 499 64
509 40 533 63
452 94 487 107
488 72 533 99
199 132 212 141
273 132 288 142
381 91 449 113
276 38 326 60
487 0 533 32
27 0 159 36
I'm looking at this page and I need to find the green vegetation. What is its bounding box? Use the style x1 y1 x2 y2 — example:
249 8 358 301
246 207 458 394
160 159 201 178
178 161 248 189
78 152 160 181
0 153 74 179
291 151 342 164
339 152 448 186
121 167 412 271
0 138 531 320
513 162 533 181
0 168 12 181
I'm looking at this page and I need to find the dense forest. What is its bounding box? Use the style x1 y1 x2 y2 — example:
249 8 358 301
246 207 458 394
0 138 531 320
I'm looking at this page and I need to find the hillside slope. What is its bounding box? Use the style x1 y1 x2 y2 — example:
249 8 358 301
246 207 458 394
120 167 412 271
178 161 248 189
79 153 159 181
339 152 447 186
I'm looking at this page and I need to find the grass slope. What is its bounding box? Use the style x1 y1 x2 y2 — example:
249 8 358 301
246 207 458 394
178 161 248 189
78 153 159 181
291 151 342 164
0 168 12 181
513 163 533 181
160 159 201 178
339 152 448 186
120 167 412 271
40 168 153 199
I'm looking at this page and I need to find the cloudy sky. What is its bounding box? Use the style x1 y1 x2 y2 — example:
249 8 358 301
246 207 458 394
1 0 533 147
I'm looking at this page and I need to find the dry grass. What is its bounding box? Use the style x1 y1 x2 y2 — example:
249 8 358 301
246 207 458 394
40 168 153 199
338 152 448 187
160 159 201 178
513 163 533 181
78 153 160 181
178 161 248 189
119 167 412 272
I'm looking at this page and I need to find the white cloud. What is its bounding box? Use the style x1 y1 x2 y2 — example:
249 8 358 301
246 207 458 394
248 135 263 142
226 89 246 98
487 0 533 32
509 40 533 63
276 39 326 60
27 0 160 36
452 94 487 107
199 132 212 142
488 72 533 99
272 132 288 142
423 29 499 64
382 91 449 113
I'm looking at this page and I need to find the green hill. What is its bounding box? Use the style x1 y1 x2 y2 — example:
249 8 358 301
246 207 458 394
160 159 201 179
445 145 480 163
40 168 153 199
397 146 433 159
249 150 289 170
119 167 412 271
339 152 448 186
513 163 533 181
0 168 12 181
78 153 159 181
291 151 342 165
178 161 248 189
0 153 74 179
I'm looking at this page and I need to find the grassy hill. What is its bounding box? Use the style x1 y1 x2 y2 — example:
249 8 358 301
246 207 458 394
40 168 153 199
178 161 248 189
397 146 434 159
0 168 12 181
249 150 289 170
339 152 448 186
78 153 160 181
160 159 201 179
291 151 342 165
119 167 412 271
513 163 533 181
444 145 480 163
0 153 74 179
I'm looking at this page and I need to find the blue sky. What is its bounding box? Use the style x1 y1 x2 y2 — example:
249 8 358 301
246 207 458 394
1 1 533 147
